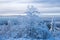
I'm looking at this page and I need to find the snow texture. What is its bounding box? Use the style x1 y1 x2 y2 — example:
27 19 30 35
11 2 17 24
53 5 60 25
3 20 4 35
0 5 59 40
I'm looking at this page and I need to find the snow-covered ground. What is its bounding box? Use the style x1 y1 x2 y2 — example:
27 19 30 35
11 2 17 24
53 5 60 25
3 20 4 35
0 15 55 40
0 6 60 40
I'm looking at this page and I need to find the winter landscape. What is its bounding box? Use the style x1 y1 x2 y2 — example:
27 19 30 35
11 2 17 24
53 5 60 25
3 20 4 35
0 5 59 40
0 0 60 40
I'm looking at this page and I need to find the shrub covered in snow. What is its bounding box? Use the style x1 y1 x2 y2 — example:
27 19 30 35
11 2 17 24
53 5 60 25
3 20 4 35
0 6 55 40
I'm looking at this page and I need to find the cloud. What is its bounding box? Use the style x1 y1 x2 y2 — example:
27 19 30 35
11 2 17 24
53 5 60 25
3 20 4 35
0 0 33 3
0 3 60 14
0 0 60 14
33 0 60 3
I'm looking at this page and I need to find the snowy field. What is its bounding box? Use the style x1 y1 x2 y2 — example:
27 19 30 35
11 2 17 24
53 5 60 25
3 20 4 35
0 5 60 40
0 15 60 40
0 16 55 40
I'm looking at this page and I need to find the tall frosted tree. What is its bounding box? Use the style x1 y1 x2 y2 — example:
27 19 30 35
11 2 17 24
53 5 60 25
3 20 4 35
26 5 40 16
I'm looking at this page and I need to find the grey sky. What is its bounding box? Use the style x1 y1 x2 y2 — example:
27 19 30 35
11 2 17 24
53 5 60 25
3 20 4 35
0 0 60 15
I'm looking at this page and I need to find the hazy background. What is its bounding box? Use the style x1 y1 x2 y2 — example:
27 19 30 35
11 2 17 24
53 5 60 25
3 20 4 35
0 0 60 16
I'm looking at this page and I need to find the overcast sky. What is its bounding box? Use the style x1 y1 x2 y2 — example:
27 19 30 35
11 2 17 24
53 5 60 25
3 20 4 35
0 0 60 15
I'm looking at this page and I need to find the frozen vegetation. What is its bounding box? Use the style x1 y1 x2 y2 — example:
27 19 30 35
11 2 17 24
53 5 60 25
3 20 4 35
0 6 60 40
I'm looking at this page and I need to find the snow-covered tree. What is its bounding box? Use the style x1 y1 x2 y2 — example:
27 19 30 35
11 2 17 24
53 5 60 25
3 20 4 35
14 5 54 40
0 5 55 40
